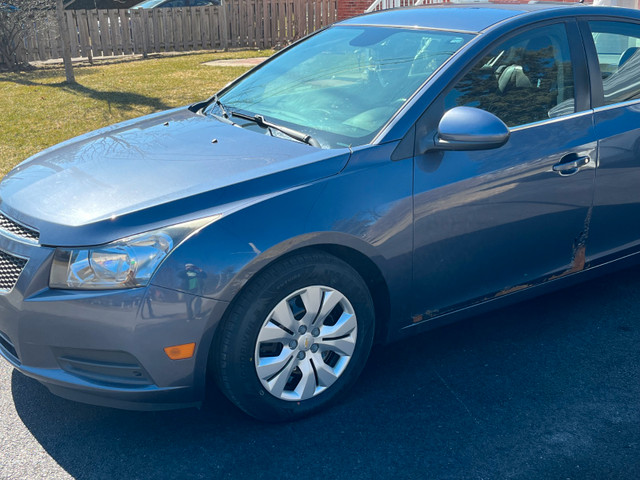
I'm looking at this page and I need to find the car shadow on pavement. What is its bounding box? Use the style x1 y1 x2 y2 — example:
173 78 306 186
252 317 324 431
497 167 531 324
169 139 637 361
11 267 640 480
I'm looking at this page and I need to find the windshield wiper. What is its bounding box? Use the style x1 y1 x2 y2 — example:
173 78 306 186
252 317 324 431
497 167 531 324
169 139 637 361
230 111 321 148
213 95 230 119
206 95 242 126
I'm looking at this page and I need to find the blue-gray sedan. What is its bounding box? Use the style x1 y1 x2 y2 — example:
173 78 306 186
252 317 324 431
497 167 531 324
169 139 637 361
1 2 640 420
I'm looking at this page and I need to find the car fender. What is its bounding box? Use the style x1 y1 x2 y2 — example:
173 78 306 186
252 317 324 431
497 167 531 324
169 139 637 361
151 143 414 341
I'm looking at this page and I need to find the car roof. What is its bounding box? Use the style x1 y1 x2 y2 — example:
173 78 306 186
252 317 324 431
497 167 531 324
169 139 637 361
338 3 589 34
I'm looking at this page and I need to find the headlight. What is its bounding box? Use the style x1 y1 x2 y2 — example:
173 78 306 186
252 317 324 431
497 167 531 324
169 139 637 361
49 216 219 290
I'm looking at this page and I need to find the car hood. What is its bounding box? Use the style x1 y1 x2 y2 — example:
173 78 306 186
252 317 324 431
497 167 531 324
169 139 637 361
0 108 350 246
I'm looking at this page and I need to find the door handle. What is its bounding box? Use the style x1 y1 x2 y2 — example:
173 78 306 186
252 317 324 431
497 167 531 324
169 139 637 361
552 155 590 175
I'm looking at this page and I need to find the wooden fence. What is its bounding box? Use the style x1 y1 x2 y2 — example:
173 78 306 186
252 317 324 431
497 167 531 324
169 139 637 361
11 0 337 65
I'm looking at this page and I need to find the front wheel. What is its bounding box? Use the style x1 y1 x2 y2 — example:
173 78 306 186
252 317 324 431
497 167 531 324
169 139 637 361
211 251 375 421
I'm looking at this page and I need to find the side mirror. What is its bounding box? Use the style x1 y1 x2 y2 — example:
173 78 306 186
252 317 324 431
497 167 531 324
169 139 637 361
427 106 510 152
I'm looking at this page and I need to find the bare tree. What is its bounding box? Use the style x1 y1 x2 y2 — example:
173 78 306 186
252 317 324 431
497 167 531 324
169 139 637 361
0 0 54 70
0 0 76 82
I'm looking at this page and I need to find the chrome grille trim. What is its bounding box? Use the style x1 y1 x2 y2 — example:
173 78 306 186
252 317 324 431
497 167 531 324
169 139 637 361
0 249 28 292
0 212 39 244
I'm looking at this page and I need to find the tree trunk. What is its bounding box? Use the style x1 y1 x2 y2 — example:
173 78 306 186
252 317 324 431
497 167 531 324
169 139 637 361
55 0 75 83
221 0 229 52
0 49 15 71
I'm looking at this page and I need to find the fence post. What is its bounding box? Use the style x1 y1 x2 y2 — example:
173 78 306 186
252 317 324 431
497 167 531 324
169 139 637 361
141 8 150 58
76 10 93 63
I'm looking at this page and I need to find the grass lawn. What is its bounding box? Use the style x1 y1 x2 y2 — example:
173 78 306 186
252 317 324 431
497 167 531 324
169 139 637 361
0 49 273 176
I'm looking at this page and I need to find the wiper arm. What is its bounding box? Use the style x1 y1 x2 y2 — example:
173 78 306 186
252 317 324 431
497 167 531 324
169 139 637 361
206 95 242 126
231 111 321 148
213 95 230 119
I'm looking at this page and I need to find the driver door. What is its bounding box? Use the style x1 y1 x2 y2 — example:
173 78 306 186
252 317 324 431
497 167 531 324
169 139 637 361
411 21 597 322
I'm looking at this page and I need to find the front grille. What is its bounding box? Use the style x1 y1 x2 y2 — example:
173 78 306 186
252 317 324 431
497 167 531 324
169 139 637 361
0 212 39 243
0 250 27 292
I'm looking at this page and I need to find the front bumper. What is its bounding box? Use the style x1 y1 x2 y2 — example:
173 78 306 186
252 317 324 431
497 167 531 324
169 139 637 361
0 232 227 410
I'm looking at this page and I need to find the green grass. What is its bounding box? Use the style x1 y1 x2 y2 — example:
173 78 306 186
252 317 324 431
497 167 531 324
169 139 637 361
0 49 273 176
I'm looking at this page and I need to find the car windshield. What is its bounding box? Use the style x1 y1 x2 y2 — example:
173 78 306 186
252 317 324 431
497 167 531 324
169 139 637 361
210 26 474 148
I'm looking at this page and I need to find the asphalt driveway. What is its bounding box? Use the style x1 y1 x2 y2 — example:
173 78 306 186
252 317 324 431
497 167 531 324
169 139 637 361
1 266 639 479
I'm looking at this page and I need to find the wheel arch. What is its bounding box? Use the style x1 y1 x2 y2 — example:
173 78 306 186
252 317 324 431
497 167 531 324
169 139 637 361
207 241 392 379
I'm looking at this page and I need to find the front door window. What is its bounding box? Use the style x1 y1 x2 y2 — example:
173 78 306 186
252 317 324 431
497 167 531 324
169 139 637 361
444 23 576 127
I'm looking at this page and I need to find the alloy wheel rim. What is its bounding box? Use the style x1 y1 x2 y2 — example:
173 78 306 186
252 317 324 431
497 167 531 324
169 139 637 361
254 285 358 401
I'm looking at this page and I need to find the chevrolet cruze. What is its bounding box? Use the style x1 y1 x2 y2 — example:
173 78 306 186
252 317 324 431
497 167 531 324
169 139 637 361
1 3 640 420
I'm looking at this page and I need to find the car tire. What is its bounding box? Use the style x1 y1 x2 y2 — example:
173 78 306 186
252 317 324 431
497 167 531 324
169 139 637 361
211 250 375 421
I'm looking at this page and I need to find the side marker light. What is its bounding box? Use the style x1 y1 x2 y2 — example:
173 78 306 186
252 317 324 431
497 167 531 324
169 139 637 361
164 343 196 360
